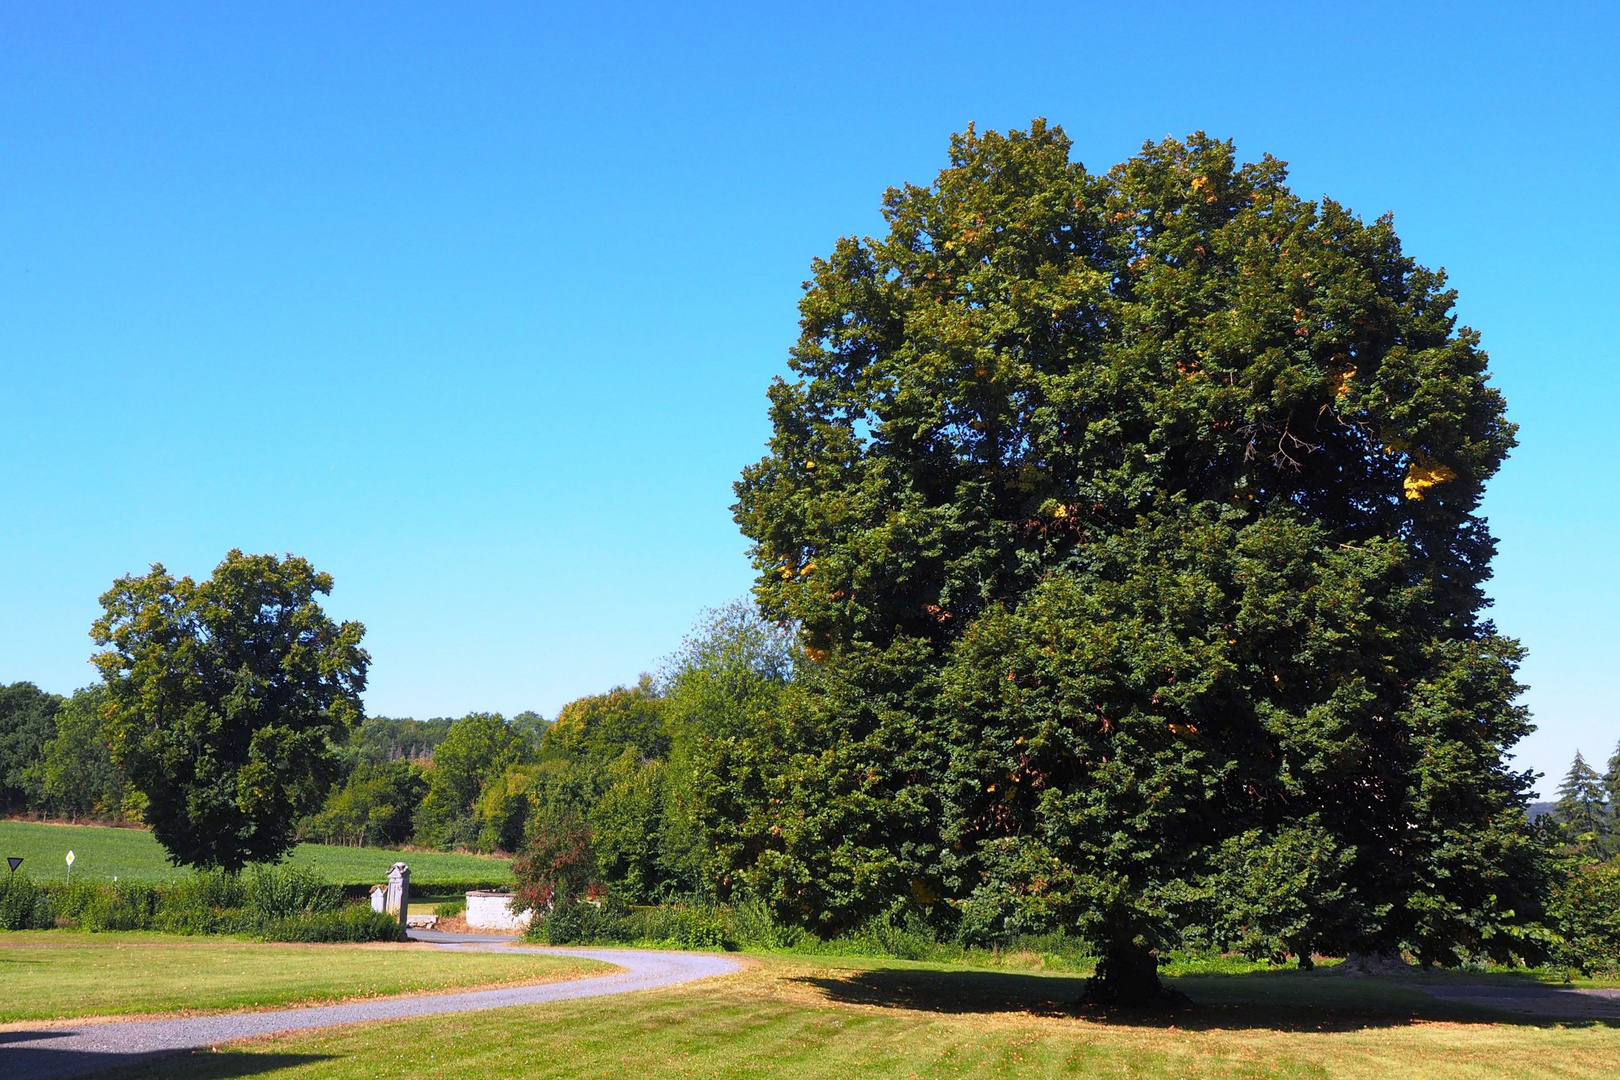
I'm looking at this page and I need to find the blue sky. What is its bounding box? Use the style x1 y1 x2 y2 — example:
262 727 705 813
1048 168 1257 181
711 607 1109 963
1 2 1614 794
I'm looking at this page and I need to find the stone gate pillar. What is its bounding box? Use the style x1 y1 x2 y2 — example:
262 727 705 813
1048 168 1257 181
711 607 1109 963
385 862 410 929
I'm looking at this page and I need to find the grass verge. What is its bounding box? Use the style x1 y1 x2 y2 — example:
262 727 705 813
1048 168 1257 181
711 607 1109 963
97 953 1620 1080
0 932 608 1022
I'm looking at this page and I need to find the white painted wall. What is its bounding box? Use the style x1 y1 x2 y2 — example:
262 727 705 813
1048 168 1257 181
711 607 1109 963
465 891 532 931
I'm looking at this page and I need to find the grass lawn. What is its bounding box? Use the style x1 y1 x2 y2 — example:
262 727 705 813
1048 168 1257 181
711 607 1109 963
99 954 1620 1080
0 931 607 1022
0 819 512 888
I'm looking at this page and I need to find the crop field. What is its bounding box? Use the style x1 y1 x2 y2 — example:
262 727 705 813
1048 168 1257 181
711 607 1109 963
96 954 1620 1080
0 820 513 889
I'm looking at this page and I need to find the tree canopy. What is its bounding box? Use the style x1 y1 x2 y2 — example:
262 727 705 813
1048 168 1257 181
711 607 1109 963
92 550 369 871
728 122 1540 1001
0 681 61 812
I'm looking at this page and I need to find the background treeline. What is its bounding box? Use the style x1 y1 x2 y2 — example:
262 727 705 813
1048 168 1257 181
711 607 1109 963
6 603 1619 972
0 677 555 854
0 683 140 822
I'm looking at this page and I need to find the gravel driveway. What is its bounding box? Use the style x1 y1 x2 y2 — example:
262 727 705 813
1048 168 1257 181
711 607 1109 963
1415 981 1620 1020
2 932 741 1080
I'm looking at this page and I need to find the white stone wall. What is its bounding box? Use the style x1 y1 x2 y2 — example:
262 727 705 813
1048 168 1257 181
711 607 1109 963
465 891 532 931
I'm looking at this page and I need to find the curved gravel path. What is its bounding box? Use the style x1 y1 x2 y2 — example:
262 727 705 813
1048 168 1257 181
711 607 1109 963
2 931 741 1080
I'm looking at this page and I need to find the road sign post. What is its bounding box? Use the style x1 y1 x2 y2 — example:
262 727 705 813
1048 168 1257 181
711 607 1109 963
6 856 19 882
66 849 75 885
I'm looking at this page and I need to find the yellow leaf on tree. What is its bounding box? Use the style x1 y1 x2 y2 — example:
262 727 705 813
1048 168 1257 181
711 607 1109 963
1329 366 1356 398
1404 455 1456 500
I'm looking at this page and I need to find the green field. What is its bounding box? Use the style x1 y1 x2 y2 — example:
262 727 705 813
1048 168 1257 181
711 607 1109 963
0 931 606 1021
0 820 512 888
96 954 1620 1080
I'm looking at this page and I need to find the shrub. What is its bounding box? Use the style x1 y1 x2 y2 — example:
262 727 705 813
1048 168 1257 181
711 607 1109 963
433 898 466 918
1552 858 1620 974
15 864 397 942
261 905 406 943
0 872 51 930
624 904 726 949
513 812 599 912
727 897 809 950
528 898 628 944
243 864 342 919
52 879 162 932
155 870 249 934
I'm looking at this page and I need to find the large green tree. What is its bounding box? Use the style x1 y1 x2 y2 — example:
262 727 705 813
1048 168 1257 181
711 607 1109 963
730 122 1541 1001
92 550 369 871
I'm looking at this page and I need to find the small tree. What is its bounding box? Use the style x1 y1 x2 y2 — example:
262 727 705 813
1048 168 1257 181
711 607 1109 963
513 812 599 912
92 550 368 871
1554 751 1610 855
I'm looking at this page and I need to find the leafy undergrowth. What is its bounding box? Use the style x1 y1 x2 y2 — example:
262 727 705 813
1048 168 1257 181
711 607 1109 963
102 954 1620 1080
0 931 608 1021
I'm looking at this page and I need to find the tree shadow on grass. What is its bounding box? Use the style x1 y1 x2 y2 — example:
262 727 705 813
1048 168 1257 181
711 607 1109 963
0 1044 330 1080
792 967 1620 1033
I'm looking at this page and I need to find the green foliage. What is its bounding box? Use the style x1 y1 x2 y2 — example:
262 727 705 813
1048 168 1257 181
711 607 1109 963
667 602 799 901
1606 742 1620 816
428 714 532 807
259 905 406 943
589 756 675 900
0 681 60 811
1550 857 1620 975
352 715 455 765
1210 825 1358 966
29 686 138 822
541 678 668 766
726 121 1542 994
413 713 533 850
27 864 402 941
1553 752 1611 857
524 898 731 949
521 896 1097 970
0 871 52 930
512 608 799 907
474 763 543 853
517 679 691 900
433 898 466 918
307 760 428 847
513 811 598 910
527 897 629 945
91 550 369 871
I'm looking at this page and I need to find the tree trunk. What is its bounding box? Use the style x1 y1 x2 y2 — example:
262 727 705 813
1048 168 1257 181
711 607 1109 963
1087 942 1194 1007
1087 942 1169 1006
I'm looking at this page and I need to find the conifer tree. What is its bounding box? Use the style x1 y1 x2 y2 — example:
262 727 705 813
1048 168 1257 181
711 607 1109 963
1556 750 1611 856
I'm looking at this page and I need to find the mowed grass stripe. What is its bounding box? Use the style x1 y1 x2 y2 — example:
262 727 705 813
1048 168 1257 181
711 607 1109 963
0 932 605 1021
103 957 1620 1080
0 820 512 887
